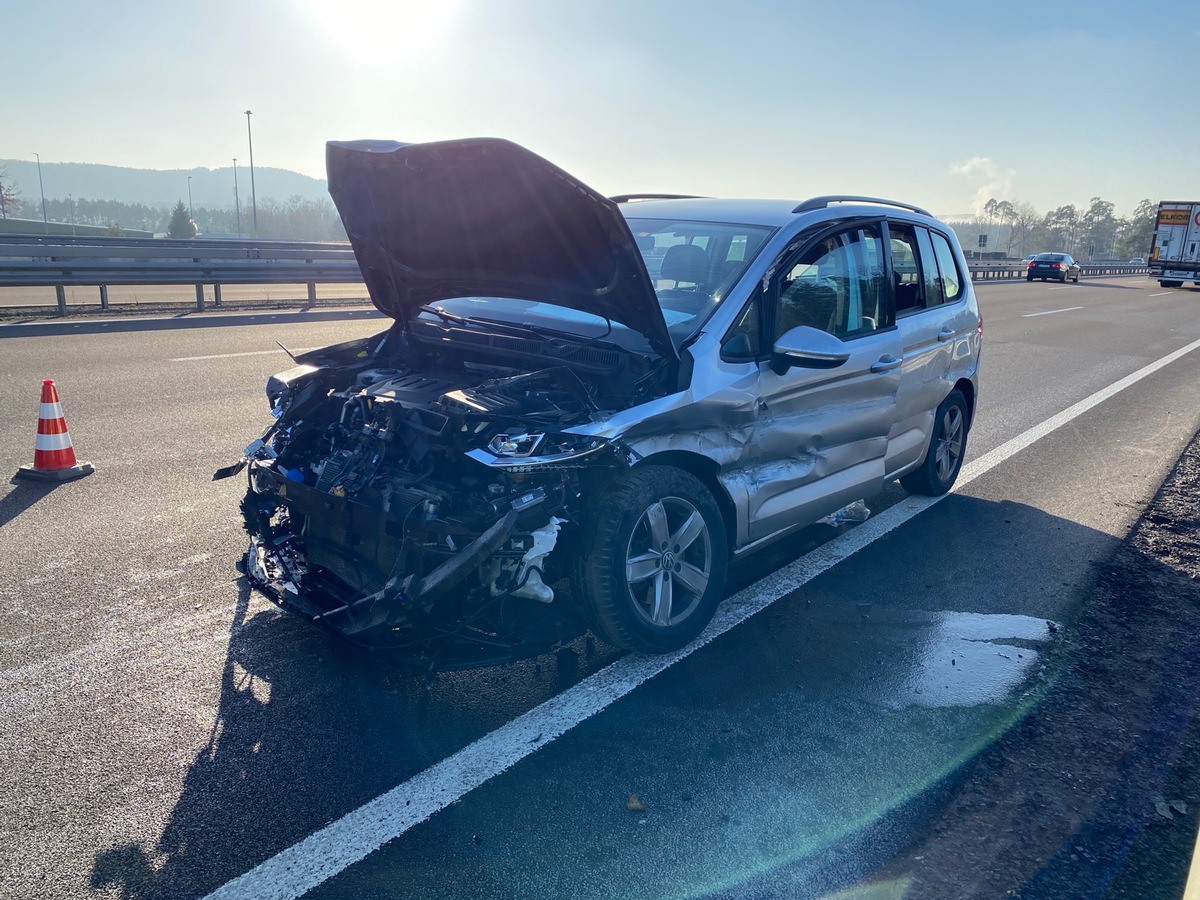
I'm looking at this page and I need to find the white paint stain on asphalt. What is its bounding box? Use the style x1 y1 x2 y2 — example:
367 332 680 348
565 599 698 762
1149 291 1173 297
203 333 1200 900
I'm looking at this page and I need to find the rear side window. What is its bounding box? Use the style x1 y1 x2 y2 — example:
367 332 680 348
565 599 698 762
890 222 964 313
915 228 944 307
930 231 963 302
888 223 925 315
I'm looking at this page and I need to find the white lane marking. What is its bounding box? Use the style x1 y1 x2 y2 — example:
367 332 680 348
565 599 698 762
170 348 317 362
203 333 1200 900
1150 291 1172 297
1021 306 1083 318
171 350 284 361
1046 286 1074 291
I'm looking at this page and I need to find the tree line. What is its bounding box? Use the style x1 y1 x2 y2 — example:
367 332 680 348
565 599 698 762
0 167 347 241
947 197 1158 261
0 164 1164 254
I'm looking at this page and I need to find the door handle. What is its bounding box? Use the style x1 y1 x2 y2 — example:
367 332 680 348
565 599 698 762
937 327 957 342
870 355 902 373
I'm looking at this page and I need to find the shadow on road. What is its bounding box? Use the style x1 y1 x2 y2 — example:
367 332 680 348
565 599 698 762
0 479 60 530
78 479 1200 900
86 565 619 899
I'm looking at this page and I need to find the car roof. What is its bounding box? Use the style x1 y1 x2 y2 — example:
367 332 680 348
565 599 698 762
617 198 801 226
615 196 941 228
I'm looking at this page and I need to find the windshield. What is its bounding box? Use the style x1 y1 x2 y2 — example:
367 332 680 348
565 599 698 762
625 216 775 337
414 218 776 355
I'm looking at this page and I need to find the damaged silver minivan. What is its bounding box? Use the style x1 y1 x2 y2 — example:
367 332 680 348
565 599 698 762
219 138 982 670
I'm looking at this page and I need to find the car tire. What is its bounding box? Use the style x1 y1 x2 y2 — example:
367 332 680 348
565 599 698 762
572 465 727 653
899 389 970 497
1026 275 1034 281
1060 273 1068 283
1073 273 1079 283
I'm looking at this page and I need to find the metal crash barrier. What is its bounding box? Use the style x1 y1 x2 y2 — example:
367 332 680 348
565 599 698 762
0 235 363 314
968 261 1151 281
0 234 1157 316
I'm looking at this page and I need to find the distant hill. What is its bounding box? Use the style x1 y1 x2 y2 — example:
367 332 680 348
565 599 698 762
0 159 328 209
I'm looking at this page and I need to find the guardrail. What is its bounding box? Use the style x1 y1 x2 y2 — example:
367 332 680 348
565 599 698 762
0 235 1157 316
0 235 362 314
968 261 1151 281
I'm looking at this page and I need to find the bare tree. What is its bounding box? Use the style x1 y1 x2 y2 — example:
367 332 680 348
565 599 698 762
994 200 1017 255
0 167 20 219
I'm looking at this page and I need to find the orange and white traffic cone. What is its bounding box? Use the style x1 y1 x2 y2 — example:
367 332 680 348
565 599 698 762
15 379 95 482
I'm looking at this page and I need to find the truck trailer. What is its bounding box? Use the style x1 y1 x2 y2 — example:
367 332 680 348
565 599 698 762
1149 201 1200 287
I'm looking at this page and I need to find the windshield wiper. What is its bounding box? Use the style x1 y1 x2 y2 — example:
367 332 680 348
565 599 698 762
417 304 471 326
416 306 619 353
467 315 615 346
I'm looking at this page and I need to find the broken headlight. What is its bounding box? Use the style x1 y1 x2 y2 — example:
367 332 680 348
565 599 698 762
469 432 613 470
265 364 319 408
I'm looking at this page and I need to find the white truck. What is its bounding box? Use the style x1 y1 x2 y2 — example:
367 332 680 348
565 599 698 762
1149 201 1200 287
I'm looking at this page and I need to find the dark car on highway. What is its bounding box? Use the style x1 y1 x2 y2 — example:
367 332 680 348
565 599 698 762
1027 252 1080 283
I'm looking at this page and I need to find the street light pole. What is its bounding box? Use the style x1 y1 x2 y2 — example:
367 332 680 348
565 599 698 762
0 173 7 219
232 158 241 237
68 194 76 236
33 152 48 234
244 110 258 237
187 175 194 220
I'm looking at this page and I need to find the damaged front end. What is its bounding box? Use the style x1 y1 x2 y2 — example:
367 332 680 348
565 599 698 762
225 349 642 670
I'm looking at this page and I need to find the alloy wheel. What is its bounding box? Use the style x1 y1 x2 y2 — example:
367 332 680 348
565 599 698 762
935 406 965 482
623 497 712 628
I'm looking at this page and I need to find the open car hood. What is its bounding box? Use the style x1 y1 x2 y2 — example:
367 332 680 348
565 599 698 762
326 138 677 361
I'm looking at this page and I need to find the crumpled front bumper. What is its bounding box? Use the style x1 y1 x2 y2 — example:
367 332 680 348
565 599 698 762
241 462 520 647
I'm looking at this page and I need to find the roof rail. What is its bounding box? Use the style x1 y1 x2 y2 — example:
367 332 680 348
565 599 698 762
609 193 706 204
791 195 932 217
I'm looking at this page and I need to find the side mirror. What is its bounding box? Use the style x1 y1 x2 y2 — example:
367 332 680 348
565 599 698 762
769 325 850 375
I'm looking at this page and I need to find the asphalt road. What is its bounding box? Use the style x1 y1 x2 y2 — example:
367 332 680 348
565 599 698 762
1 276 1199 899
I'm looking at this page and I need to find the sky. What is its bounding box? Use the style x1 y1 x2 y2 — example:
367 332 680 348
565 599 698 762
4 0 1198 219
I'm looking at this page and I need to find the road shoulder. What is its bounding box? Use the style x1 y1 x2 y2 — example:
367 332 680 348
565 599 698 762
869 426 1200 898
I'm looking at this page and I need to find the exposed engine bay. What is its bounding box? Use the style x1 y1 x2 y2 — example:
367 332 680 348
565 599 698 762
221 323 670 670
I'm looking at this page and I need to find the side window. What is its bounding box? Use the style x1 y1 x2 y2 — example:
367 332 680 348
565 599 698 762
915 227 944 307
888 223 925 315
930 231 963 302
721 294 761 361
772 224 887 343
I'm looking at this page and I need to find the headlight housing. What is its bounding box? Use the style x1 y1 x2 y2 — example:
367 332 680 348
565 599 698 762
468 432 613 470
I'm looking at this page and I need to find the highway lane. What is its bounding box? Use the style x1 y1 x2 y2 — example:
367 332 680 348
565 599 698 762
1 277 1198 898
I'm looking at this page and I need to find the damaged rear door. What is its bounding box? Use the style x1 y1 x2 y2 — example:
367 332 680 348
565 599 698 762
745 221 902 541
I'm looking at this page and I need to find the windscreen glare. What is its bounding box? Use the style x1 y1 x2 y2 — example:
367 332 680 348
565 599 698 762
625 217 775 337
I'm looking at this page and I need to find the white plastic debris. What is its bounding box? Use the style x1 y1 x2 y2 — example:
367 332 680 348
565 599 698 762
818 500 871 527
512 517 567 603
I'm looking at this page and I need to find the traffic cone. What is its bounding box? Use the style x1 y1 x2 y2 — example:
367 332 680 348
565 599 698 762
15 379 95 482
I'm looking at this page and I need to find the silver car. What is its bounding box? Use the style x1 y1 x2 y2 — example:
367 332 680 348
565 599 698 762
220 138 982 669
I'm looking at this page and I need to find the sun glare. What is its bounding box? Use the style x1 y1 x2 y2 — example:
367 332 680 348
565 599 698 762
306 0 457 59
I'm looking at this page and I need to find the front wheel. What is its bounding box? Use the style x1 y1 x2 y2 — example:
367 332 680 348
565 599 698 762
900 390 970 496
572 466 728 653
